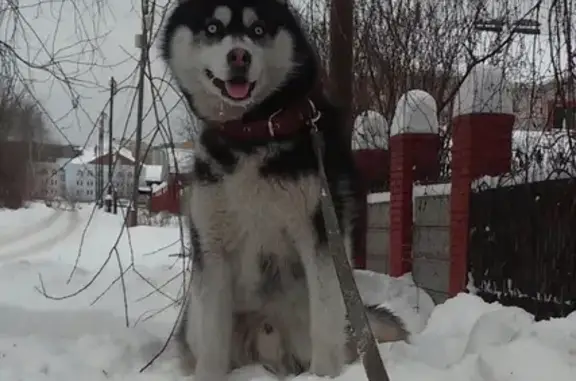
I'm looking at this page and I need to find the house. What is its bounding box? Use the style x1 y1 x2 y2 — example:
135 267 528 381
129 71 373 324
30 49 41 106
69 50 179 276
149 146 194 214
31 162 67 199
511 74 576 130
53 143 157 203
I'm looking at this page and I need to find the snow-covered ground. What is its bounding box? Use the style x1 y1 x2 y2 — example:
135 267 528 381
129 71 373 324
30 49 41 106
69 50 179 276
0 203 575 381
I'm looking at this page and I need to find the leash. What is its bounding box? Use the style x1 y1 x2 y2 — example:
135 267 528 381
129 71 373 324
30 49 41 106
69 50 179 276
304 100 391 381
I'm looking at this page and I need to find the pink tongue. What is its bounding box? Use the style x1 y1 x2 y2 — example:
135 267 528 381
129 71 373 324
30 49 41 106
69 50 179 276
225 82 250 99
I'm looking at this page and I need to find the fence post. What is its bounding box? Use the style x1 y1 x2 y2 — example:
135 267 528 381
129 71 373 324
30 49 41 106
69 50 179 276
449 64 515 296
389 90 441 277
352 111 389 269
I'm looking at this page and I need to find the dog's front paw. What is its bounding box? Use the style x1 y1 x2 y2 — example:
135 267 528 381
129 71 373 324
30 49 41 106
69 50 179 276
310 343 346 377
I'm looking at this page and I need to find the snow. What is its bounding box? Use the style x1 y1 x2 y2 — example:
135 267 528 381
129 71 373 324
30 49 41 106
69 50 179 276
453 64 514 116
353 110 389 150
1 204 575 381
151 181 169 194
68 148 96 165
390 90 439 136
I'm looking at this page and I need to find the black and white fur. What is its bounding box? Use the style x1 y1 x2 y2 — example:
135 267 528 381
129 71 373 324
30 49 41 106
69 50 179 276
161 1 408 380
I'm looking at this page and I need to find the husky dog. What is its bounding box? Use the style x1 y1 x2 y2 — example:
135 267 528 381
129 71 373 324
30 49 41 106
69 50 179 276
161 0 408 379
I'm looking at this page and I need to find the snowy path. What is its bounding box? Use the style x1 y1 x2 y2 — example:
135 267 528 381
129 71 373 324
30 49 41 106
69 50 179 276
0 207 62 247
0 209 80 262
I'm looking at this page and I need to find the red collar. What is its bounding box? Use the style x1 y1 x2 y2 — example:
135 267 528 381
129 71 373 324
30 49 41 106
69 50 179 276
215 98 320 141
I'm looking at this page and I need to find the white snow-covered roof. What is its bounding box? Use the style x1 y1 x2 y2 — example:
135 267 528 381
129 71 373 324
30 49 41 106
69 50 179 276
391 90 439 136
68 144 135 165
353 110 389 150
68 148 96 165
116 146 135 162
143 164 165 183
453 64 513 116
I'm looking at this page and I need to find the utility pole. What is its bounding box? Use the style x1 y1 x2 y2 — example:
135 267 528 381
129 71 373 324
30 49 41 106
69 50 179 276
107 77 116 213
328 7 391 381
329 0 354 143
128 0 150 227
97 113 105 208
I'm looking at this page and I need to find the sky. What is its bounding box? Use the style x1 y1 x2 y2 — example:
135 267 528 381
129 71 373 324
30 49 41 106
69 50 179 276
5 0 569 147
9 0 183 147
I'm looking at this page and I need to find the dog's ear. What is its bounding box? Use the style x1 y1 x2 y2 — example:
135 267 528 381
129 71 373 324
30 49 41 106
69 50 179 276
275 0 288 6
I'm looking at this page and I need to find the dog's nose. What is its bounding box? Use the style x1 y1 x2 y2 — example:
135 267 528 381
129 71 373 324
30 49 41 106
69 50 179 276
227 48 251 67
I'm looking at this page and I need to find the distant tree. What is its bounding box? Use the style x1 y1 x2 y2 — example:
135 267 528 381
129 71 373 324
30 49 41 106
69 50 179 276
0 81 49 208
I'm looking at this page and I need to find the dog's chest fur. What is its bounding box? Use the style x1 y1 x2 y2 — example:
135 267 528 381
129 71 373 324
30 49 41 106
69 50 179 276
190 139 321 311
226 149 320 238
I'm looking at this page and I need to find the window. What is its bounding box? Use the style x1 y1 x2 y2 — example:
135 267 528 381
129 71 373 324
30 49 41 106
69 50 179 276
77 180 83 186
77 170 84 177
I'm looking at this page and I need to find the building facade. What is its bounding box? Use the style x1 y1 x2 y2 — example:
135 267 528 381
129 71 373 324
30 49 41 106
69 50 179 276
32 144 166 203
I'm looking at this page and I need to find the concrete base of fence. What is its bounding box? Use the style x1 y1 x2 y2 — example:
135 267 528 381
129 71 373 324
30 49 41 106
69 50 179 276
367 186 452 304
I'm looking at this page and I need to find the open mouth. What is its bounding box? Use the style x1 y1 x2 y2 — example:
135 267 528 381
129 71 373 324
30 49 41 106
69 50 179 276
205 69 256 101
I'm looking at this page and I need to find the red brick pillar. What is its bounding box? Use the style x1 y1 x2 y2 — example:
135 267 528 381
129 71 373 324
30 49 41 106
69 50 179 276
449 65 515 296
389 90 441 277
352 111 390 269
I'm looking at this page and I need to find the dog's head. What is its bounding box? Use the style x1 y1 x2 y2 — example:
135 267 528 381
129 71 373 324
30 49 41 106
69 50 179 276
161 0 318 122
